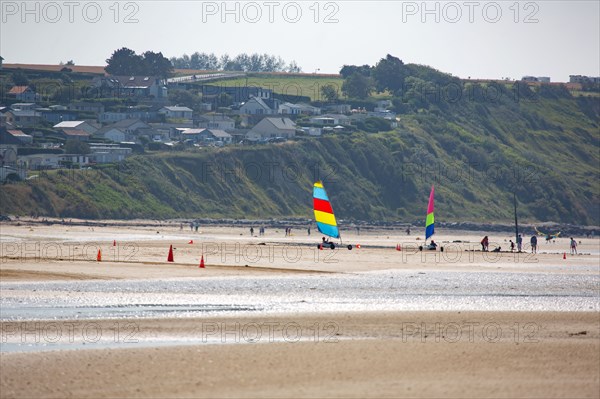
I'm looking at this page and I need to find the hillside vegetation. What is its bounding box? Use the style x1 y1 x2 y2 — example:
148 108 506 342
1 66 598 225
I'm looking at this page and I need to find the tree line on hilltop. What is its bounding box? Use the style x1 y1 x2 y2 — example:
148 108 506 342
103 48 303 77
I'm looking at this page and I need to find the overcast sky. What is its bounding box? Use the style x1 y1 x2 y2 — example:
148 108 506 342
1 1 599 81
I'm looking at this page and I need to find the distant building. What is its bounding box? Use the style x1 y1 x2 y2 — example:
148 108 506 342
246 117 296 141
5 129 33 144
96 126 128 143
39 109 78 124
89 144 132 163
194 115 235 131
521 76 551 83
10 103 38 111
58 129 91 141
199 85 272 104
5 110 42 128
309 114 350 126
569 75 600 84
53 121 98 135
278 102 321 116
8 86 40 102
239 97 274 115
92 76 168 99
159 106 193 120
68 102 105 114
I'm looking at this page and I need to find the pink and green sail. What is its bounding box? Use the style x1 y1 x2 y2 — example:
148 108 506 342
425 185 435 241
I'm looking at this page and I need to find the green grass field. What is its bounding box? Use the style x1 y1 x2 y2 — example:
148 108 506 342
201 74 345 102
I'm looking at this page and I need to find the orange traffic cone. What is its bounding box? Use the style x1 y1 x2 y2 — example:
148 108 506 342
563 252 566 260
167 245 174 262
188 240 194 244
97 249 102 262
356 244 361 249
113 240 116 247
199 254 205 268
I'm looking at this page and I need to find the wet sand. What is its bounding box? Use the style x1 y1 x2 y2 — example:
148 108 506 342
1 221 599 398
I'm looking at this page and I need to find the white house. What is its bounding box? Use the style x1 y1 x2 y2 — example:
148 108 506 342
110 119 151 135
10 103 38 111
96 126 128 143
89 145 132 163
159 106 193 120
247 117 296 141
93 76 168 100
239 97 273 115
194 115 235 131
279 103 320 115
180 128 205 142
8 86 40 102
309 114 350 126
205 129 232 144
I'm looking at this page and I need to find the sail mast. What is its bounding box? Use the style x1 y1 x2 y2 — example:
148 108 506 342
513 192 519 244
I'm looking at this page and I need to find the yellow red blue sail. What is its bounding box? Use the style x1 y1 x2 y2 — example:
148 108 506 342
313 181 340 239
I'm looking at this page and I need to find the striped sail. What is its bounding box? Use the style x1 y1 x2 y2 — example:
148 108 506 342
313 181 340 239
425 185 435 240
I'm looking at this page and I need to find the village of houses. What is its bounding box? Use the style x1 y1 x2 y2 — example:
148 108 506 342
0 70 398 181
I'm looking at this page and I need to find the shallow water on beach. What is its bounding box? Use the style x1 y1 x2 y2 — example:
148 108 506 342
2 269 598 352
2 270 598 321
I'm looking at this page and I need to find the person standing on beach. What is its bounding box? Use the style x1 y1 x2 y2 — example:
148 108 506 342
570 237 578 254
250 227 254 236
530 235 537 254
517 234 523 252
509 240 515 252
307 227 311 236
481 236 489 252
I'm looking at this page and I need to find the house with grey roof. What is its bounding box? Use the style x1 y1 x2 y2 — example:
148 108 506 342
309 114 350 126
93 76 168 100
68 102 105 114
194 114 235 131
239 97 273 115
96 126 128 143
278 102 321 116
159 106 193 120
246 117 296 141
110 119 151 134
5 110 42 128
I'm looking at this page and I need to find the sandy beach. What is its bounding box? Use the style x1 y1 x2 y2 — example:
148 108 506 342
1 220 599 398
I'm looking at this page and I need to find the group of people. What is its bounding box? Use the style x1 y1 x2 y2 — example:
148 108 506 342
249 226 266 236
481 234 579 254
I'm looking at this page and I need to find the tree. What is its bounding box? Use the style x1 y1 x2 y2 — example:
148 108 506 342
287 61 302 73
142 51 173 78
372 54 407 95
321 84 339 102
11 70 29 86
217 93 233 107
105 47 145 75
64 139 90 155
342 72 374 99
168 89 201 109
339 64 372 79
